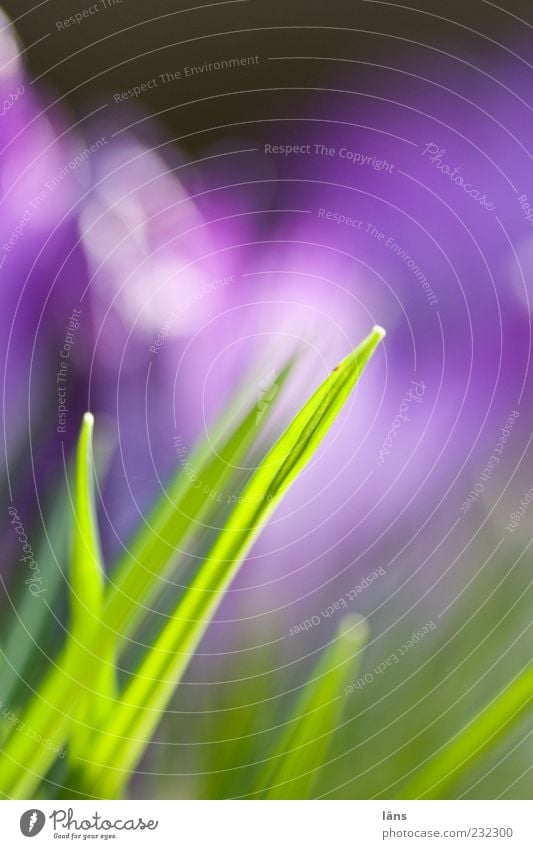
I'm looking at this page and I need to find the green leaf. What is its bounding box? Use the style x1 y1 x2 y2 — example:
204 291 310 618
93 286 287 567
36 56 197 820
104 360 294 649
0 414 107 798
256 615 368 799
0 365 291 799
84 326 385 797
400 667 533 799
68 413 113 768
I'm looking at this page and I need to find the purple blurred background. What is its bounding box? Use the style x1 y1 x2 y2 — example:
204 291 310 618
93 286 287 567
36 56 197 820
1 0 532 798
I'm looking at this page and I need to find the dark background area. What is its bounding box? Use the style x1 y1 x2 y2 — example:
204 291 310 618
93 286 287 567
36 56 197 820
3 0 531 154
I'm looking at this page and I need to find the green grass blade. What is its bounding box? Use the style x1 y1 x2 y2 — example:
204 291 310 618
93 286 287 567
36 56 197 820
0 416 108 798
0 662 74 798
256 615 368 799
400 667 533 799
0 366 291 798
104 362 294 648
68 413 113 768
85 326 385 797
0 485 70 726
71 414 104 622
